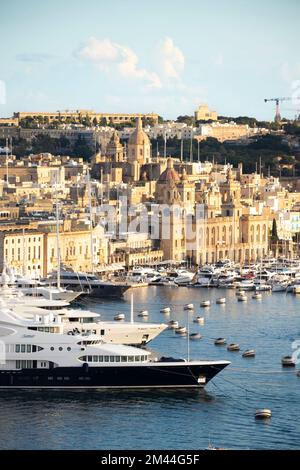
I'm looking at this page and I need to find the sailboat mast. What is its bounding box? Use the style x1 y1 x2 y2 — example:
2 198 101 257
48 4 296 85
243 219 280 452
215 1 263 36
87 170 94 274
55 169 61 288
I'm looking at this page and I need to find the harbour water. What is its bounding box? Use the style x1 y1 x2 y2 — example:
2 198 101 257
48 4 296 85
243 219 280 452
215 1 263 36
0 286 299 450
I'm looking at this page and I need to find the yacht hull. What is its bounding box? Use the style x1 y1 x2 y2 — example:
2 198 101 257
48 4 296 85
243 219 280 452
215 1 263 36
64 284 131 299
0 362 229 389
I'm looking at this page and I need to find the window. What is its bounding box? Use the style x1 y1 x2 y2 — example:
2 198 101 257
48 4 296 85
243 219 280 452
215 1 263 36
104 356 109 362
67 347 71 351
109 356 115 362
21 344 26 353
16 344 20 353
50 347 54 351
128 356 134 362
115 356 120 362
59 347 63 351
100 329 105 336
87 356 92 362
93 355 98 362
121 356 127 362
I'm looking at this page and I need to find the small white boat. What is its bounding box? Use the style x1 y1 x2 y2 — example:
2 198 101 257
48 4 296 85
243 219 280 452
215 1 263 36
255 409 272 419
214 337 226 345
281 355 296 367
193 316 205 324
242 349 255 358
237 294 248 302
216 297 226 304
200 300 211 307
184 303 194 310
138 310 149 317
175 326 187 335
236 289 245 296
168 320 179 329
160 307 171 314
252 293 262 300
227 343 240 351
189 332 202 340
114 313 125 321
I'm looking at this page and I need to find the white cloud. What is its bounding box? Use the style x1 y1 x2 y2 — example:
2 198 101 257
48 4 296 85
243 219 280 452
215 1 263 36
157 37 185 80
76 37 161 89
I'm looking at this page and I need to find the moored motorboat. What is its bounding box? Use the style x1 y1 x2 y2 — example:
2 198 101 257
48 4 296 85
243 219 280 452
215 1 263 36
242 349 255 358
138 310 149 317
216 297 226 304
255 409 272 419
175 326 187 335
252 293 262 300
200 300 211 307
168 320 179 329
184 303 194 310
281 355 295 367
160 307 171 314
114 313 125 321
227 343 240 351
189 332 202 340
193 316 205 324
214 337 227 345
237 294 248 302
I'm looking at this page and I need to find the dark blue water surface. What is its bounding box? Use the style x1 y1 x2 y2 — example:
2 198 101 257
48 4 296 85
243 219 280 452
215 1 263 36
0 286 299 450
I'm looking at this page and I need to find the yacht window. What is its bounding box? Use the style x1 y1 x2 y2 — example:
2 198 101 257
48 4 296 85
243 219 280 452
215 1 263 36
32 345 37 352
21 345 26 353
16 360 20 368
59 347 63 351
121 356 127 362
50 347 54 351
104 356 109 362
67 347 71 351
109 356 115 362
98 356 103 362
16 345 20 353
115 356 120 362
135 356 140 362
88 355 93 362
37 346 43 351
26 345 31 353
93 355 98 362
100 330 105 336
128 356 134 362
48 377 53 381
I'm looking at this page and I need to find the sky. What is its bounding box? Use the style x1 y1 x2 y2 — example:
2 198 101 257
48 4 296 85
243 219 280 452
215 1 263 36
0 0 300 121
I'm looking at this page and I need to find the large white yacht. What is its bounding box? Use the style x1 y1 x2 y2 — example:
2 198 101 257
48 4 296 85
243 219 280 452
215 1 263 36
0 291 167 346
0 308 230 389
0 269 81 303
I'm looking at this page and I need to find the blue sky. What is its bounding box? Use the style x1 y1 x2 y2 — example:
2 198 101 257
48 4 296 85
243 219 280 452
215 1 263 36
0 0 299 120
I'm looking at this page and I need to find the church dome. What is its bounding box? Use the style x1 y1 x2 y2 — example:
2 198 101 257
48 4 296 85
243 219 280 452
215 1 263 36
157 157 180 183
128 117 150 146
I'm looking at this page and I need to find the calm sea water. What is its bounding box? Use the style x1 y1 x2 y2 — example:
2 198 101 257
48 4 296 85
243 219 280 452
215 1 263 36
0 286 299 450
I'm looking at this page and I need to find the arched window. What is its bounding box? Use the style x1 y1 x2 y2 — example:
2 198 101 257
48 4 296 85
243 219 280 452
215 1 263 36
250 225 254 243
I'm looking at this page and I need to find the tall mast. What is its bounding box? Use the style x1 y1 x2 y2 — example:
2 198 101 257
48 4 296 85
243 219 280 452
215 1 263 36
87 169 94 274
5 138 9 184
55 169 61 288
